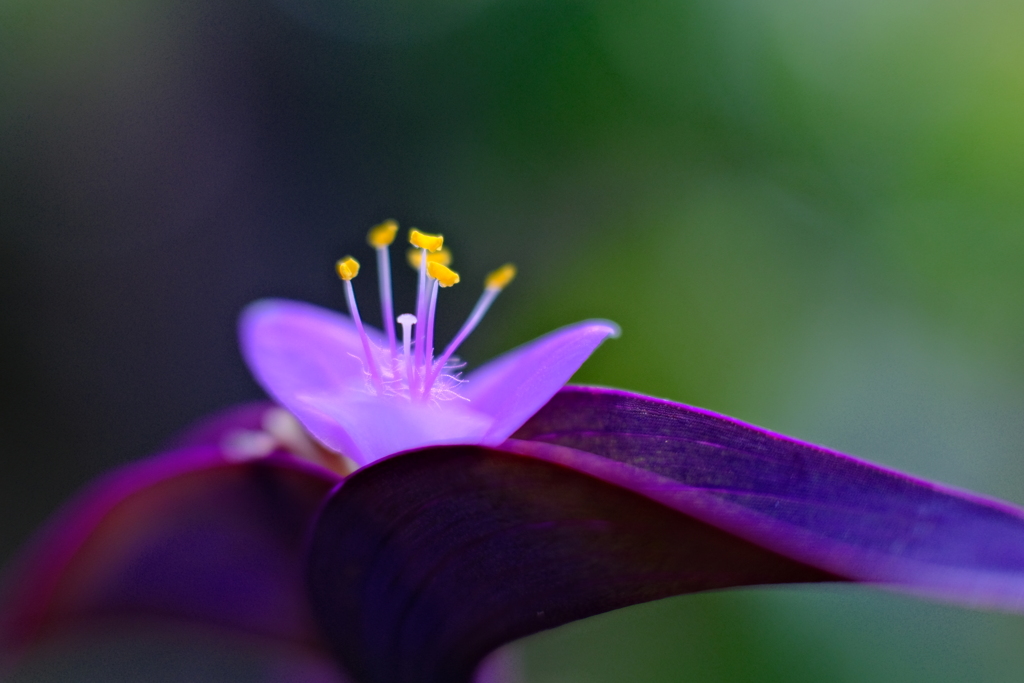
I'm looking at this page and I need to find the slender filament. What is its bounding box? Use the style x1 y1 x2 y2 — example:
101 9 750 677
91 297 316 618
343 280 384 393
376 246 398 360
413 248 429 395
427 286 500 389
423 279 439 396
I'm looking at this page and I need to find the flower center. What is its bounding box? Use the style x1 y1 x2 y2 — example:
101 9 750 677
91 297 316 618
336 221 516 404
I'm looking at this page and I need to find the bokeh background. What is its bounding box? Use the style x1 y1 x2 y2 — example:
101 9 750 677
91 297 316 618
4 0 1024 680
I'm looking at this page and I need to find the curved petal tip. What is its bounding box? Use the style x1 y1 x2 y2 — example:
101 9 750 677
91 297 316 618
463 320 620 443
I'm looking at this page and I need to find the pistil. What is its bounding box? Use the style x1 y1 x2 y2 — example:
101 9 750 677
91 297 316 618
397 313 417 398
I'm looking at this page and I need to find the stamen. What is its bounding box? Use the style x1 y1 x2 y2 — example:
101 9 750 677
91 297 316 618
367 220 398 248
367 220 399 360
407 247 452 269
427 261 461 288
485 263 516 291
414 246 428 393
428 263 516 389
336 256 384 393
336 256 360 280
422 262 460 399
336 225 513 403
409 229 444 252
397 313 417 398
410 230 443 394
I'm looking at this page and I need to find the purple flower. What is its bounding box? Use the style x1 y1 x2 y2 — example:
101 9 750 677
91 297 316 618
239 300 616 467
5 223 1024 683
240 223 618 467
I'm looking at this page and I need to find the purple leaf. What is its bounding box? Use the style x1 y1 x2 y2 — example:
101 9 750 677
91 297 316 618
0 412 341 672
307 386 1024 683
306 445 838 683
510 386 1024 609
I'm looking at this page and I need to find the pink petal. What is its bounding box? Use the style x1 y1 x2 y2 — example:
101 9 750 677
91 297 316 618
240 299 495 463
240 299 384 461
462 320 619 444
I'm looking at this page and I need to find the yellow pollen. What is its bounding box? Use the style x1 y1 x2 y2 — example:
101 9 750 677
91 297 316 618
409 229 444 252
336 256 360 281
427 261 460 287
485 263 517 291
407 247 452 269
367 220 398 248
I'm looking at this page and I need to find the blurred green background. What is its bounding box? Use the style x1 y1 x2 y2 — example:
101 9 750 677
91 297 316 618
3 0 1024 680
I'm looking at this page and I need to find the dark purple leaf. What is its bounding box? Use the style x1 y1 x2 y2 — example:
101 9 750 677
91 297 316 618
511 386 1024 608
307 445 838 683
0 444 339 672
308 386 1024 683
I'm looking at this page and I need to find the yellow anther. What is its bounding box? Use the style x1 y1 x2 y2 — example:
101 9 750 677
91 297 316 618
367 219 398 248
485 263 517 291
336 256 360 281
427 261 460 287
407 247 452 269
409 229 444 252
